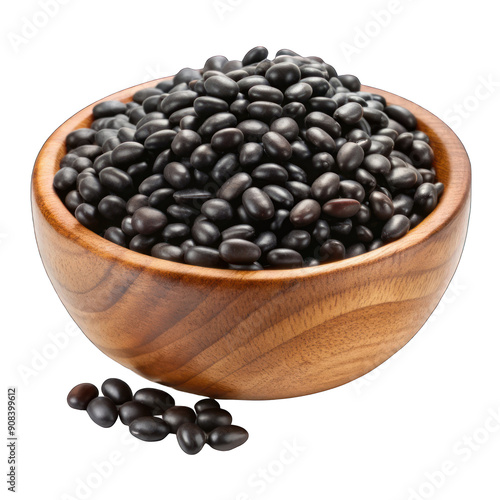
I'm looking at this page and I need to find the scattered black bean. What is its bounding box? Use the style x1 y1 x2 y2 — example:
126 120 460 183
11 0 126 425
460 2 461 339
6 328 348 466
67 383 99 410
86 397 118 428
129 417 170 442
208 425 249 451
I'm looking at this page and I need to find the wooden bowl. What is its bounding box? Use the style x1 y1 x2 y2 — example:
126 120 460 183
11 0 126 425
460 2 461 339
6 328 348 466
31 79 471 400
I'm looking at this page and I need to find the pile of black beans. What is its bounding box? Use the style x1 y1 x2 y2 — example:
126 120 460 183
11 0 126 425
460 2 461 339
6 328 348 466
67 379 249 454
54 46 443 269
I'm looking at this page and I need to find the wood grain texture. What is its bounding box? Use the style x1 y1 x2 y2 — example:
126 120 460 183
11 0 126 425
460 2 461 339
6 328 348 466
31 80 471 400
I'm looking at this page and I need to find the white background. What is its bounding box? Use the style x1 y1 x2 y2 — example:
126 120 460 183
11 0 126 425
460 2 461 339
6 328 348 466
2 1 499 499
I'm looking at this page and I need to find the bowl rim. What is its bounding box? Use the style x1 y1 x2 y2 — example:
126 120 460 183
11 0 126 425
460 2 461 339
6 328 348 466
32 78 471 283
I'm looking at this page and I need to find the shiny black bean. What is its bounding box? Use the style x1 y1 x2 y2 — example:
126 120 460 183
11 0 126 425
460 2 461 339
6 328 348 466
322 198 361 218
339 180 365 202
170 130 202 157
219 239 262 265
173 67 202 86
218 173 252 201
130 233 157 253
285 181 311 201
204 55 228 72
86 397 118 428
312 219 330 244
190 144 219 171
409 140 434 169
111 142 145 168
338 74 360 91
135 119 170 143
289 199 321 227
319 239 345 262
247 85 283 104
104 227 127 247
64 190 84 214
392 194 414 216
242 46 268 66
369 191 394 221
310 152 334 174
368 135 393 156
262 185 294 209
208 425 249 451
66 128 96 150
201 198 234 222
334 102 363 125
331 218 353 236
160 90 197 117
311 173 340 202
285 82 313 103
148 188 175 211
384 105 417 131
252 163 288 184
193 96 229 118
93 100 127 119
265 62 301 89
98 167 134 196
221 224 255 241
362 108 389 130
162 406 196 433
184 246 225 268
346 242 366 257
133 88 163 104
411 130 430 143
253 231 277 254
192 220 221 246
300 77 330 96
354 169 377 195
121 216 137 237
394 132 414 153
119 401 153 426
199 112 238 137
305 127 337 154
143 130 176 152
211 153 239 186
211 128 245 152
229 98 250 120
67 383 99 410
362 154 391 175
247 101 283 123
239 143 264 167
204 75 239 101
414 182 438 215
354 225 373 243
267 248 303 268
54 167 78 191
237 120 269 142
196 408 232 432
95 128 118 147
133 388 175 415
304 112 341 139
381 214 411 242
98 195 127 221
385 167 419 189
78 176 107 205
177 423 206 455
101 378 132 405
242 187 275 220
282 102 307 121
269 117 299 142
281 230 311 251
164 162 191 189
173 189 212 205
238 75 270 93
161 223 190 245
131 207 168 235
307 97 337 115
129 416 169 442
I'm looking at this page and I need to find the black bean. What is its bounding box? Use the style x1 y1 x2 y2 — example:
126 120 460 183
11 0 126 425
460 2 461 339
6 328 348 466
207 425 249 451
363 108 390 130
98 167 134 196
66 128 96 150
338 74 361 91
308 97 337 115
282 102 307 121
254 231 278 254
104 227 127 247
239 143 264 167
86 397 118 428
268 117 299 142
305 127 336 154
111 141 145 168
196 408 232 432
261 131 292 161
322 198 361 218
393 194 414 216
170 130 201 157
340 180 365 202
304 112 341 139
129 416 169 442
133 388 175 415
267 248 303 268
219 238 262 264
201 198 234 222
334 102 363 125
409 140 434 169
369 191 394 221
98 195 127 221
414 182 438 215
199 112 238 137
221 224 255 241
204 75 239 101
194 399 221 415
265 62 301 90
310 152 334 173
78 176 107 205
381 214 411 242
54 167 78 191
312 219 330 244
129 234 157 254
189 144 219 171
177 423 206 455
384 105 417 131
211 128 245 152
385 167 419 189
162 406 196 433
362 154 391 175
160 90 197 116
281 230 311 251
289 199 321 227
193 96 229 119
242 46 269 66
216 173 251 202
285 82 313 103
173 189 212 204
119 401 153 425
247 101 283 123
185 246 225 268
132 207 168 235
346 242 366 257
242 187 275 220
270 209 291 233
151 243 184 262
64 190 84 214
101 378 133 405
93 100 127 119
262 185 294 209
67 383 99 410
311 173 340 202
238 75 270 93
286 181 311 200
192 220 221 246
319 239 346 262
237 119 270 142
252 163 288 184
164 162 191 189
149 189 175 211
248 85 284 104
